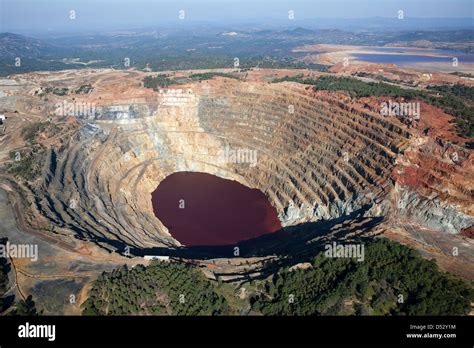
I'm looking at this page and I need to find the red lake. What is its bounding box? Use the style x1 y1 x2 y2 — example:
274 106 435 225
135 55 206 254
151 172 282 246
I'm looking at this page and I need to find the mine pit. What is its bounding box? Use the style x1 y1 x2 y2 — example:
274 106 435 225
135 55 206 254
151 172 282 246
1 69 472 272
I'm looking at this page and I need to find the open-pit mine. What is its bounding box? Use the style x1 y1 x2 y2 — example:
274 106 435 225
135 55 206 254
0 66 473 315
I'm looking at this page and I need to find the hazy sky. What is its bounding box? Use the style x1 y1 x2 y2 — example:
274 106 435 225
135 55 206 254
1 0 473 33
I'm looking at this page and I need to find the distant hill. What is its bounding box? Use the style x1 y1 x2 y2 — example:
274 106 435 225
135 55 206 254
0 32 54 58
287 27 316 35
0 26 472 76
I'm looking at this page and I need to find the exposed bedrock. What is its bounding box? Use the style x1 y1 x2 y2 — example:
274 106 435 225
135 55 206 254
384 183 474 234
22 80 472 252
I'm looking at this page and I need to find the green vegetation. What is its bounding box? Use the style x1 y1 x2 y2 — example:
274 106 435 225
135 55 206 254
0 238 38 315
75 84 94 94
428 84 474 102
10 296 38 316
428 93 474 138
143 75 177 90
7 147 46 181
236 57 329 71
304 63 331 72
449 71 474 78
21 122 49 142
49 87 68 96
80 239 473 316
21 121 61 143
189 72 240 81
6 121 62 180
81 262 229 315
0 238 10 312
145 56 328 73
146 56 234 72
251 238 473 315
353 71 417 87
35 86 69 97
273 75 474 139
274 75 422 98
143 72 240 89
7 122 63 180
2 28 472 76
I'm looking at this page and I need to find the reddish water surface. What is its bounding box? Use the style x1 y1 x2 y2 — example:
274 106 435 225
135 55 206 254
151 172 282 246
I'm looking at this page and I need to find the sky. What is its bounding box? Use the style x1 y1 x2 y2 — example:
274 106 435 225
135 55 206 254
1 0 473 33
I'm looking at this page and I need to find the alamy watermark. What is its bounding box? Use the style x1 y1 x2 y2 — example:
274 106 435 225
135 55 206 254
55 100 96 118
0 242 38 261
18 322 55 341
217 146 257 167
324 242 364 262
380 100 420 121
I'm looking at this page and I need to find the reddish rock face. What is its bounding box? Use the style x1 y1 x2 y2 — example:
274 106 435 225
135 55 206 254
151 172 282 246
460 226 474 239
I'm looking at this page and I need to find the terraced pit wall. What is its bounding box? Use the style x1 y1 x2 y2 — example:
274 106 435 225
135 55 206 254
16 80 472 253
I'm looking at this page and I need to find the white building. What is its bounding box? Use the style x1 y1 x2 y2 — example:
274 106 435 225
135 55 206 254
0 115 5 121
144 255 170 262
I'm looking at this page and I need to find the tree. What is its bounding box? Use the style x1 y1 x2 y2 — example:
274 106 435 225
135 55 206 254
13 295 37 316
